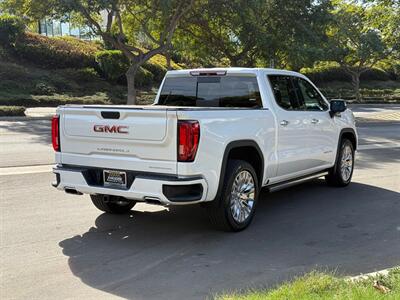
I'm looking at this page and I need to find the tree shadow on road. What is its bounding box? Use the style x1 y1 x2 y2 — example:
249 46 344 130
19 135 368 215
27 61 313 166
59 180 400 300
0 119 51 145
355 147 400 170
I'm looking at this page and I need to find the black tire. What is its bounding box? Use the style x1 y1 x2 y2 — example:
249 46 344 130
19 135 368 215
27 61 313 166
325 138 355 187
90 194 136 214
205 159 259 231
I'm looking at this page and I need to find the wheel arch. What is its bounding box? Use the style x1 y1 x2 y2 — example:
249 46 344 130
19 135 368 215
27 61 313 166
340 128 357 150
214 140 264 201
333 128 357 169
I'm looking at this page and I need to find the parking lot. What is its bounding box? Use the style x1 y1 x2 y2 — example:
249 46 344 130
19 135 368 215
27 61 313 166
1 106 399 299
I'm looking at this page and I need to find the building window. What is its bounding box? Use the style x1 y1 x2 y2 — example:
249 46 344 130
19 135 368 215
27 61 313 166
38 17 98 40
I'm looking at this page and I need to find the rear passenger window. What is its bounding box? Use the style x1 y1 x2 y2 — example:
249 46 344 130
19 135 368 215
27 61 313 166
268 75 303 110
294 78 328 111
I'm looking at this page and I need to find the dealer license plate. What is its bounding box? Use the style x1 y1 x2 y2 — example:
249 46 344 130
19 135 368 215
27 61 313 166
103 170 127 188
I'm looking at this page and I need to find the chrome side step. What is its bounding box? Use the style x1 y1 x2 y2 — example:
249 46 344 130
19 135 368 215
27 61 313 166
266 171 329 193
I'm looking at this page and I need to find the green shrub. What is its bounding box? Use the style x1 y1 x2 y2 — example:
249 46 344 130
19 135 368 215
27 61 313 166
32 82 56 95
0 94 111 107
302 66 351 82
148 53 181 70
0 105 25 117
95 50 154 87
143 61 167 83
135 67 154 87
383 63 400 81
62 67 100 83
96 50 129 81
0 15 24 47
301 61 391 83
361 68 390 81
0 45 9 59
14 32 100 69
0 60 127 104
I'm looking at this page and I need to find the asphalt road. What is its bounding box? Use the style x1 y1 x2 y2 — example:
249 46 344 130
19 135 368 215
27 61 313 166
1 109 399 299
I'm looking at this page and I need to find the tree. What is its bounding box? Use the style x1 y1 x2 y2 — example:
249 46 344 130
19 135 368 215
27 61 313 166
176 0 331 70
67 0 194 104
1 0 194 104
174 0 267 67
326 1 400 101
263 0 332 70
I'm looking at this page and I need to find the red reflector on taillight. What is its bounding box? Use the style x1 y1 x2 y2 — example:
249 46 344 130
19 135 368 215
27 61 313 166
52 115 60 151
178 120 200 162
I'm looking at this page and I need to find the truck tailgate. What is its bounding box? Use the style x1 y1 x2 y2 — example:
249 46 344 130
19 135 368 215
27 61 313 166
58 106 178 174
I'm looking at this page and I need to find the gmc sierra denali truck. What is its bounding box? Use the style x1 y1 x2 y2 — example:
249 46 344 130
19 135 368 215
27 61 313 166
52 68 357 231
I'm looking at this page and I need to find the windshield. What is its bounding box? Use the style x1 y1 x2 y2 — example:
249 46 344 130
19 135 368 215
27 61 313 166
157 75 262 108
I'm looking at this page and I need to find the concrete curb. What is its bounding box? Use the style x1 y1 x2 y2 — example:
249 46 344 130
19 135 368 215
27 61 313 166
347 268 396 282
0 164 55 176
0 116 52 121
348 103 400 107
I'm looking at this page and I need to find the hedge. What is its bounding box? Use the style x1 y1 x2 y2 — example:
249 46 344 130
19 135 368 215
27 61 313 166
142 61 167 83
0 105 25 117
14 32 100 69
301 62 391 83
95 50 129 81
0 95 110 107
95 50 154 87
0 14 25 47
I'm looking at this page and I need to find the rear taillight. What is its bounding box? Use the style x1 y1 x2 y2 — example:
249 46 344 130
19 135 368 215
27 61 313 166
52 115 60 152
178 120 200 162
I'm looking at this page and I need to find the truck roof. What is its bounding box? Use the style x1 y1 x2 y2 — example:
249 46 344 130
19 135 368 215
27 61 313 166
166 67 304 77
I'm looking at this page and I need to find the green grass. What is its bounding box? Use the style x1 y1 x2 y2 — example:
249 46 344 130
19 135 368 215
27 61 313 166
0 105 25 116
218 268 400 300
0 59 156 107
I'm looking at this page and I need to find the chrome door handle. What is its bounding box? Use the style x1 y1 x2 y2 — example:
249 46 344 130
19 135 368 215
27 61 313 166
280 120 289 126
311 118 319 124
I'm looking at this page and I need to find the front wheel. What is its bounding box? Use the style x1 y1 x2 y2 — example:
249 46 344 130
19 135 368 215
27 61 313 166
90 195 136 214
205 160 259 231
325 139 355 187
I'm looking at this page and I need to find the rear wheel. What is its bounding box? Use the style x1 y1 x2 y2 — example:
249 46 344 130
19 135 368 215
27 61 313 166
205 160 259 231
90 195 136 214
325 139 354 187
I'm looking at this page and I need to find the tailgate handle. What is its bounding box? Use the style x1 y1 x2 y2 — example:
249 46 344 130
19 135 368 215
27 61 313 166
101 111 120 119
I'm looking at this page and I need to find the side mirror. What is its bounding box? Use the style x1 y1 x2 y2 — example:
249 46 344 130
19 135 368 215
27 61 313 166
329 99 347 117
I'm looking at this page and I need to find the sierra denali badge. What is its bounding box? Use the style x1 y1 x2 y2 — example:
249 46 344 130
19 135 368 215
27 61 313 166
93 125 128 134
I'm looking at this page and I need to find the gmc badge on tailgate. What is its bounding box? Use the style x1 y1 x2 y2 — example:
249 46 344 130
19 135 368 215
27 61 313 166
93 125 129 134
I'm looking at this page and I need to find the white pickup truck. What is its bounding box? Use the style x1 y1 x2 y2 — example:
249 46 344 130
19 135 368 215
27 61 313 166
52 68 357 231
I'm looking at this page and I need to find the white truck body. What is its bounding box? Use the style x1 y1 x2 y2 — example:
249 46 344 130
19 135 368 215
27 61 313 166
52 68 357 229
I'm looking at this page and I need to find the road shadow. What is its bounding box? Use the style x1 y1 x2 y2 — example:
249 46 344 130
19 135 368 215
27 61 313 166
357 122 400 144
0 119 51 145
355 147 400 170
59 180 400 300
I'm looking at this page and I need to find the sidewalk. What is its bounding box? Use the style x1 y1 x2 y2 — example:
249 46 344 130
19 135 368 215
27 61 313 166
25 107 57 118
0 107 57 121
355 111 400 123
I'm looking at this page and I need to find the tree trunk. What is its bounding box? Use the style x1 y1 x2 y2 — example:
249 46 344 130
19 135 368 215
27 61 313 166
351 72 361 102
229 58 239 67
166 51 172 70
126 64 139 105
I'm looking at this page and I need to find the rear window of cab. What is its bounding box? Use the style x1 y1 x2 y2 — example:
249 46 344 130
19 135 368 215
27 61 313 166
157 75 262 108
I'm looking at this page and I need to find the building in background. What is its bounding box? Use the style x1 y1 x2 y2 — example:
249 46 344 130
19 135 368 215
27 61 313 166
37 17 98 40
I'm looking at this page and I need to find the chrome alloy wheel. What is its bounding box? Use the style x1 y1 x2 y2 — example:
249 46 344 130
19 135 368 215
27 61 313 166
340 144 353 181
230 170 256 223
